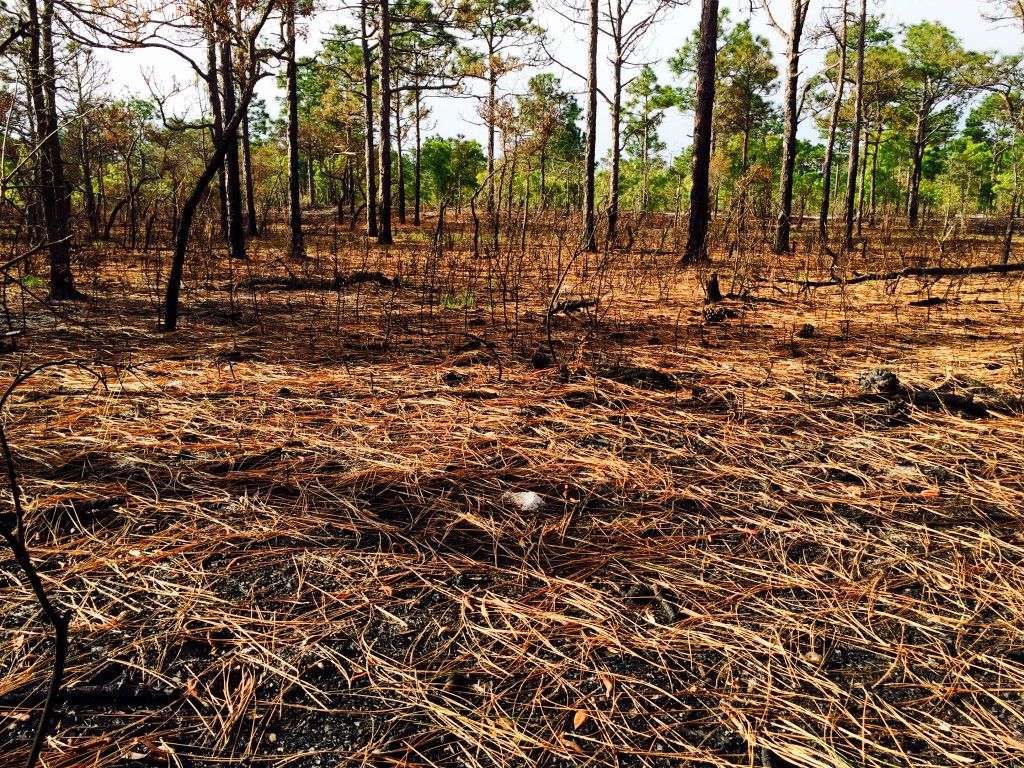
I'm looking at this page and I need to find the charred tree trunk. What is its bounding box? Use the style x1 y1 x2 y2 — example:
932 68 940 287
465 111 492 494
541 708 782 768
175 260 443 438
220 39 246 261
582 0 598 252
1004 189 1018 265
843 0 866 250
819 0 848 248
396 99 405 224
206 33 229 240
683 0 718 265
607 47 622 249
27 0 79 299
164 78 261 332
78 117 100 240
285 0 304 256
772 0 810 255
241 105 259 236
908 95 929 229
30 0 80 301
413 89 422 226
377 0 393 245
361 2 379 238
486 67 497 215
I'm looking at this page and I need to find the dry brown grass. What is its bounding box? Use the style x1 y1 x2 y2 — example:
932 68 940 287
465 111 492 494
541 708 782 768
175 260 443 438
1 217 1024 768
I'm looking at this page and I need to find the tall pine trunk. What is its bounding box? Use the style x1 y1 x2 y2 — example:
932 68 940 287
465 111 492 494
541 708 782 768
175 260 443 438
220 39 246 261
683 0 719 265
908 95 928 228
819 0 847 248
607 47 622 248
164 76 262 331
285 0 304 256
396 99 405 224
413 90 422 226
205 31 229 240
28 0 79 299
772 0 810 255
486 67 497 214
582 0 598 252
241 106 259 236
843 0 866 250
361 2 378 238
377 0 393 245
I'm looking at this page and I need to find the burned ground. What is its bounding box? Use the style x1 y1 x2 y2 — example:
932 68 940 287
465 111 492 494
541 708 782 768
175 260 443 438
2 226 1024 768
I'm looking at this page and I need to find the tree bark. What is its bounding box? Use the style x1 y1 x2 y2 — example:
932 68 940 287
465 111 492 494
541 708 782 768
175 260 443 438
772 0 810 255
607 45 622 248
396 98 406 224
361 1 379 238
220 39 246 261
819 0 848 248
486 67 497 214
285 0 304 256
907 93 929 228
1003 189 1018 264
843 0 866 250
377 0 393 245
582 0 598 252
164 78 261 332
205 32 229 240
27 0 79 299
683 0 719 265
241 104 259 236
79 122 100 240
413 90 422 226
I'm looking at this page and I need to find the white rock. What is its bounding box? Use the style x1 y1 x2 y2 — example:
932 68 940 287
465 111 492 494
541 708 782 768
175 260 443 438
501 491 544 512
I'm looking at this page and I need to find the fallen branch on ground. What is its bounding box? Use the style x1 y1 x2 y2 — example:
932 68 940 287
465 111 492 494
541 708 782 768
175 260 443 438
234 271 400 292
544 298 599 322
772 261 1024 289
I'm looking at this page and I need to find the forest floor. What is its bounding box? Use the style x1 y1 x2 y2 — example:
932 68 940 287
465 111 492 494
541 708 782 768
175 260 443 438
2 218 1024 768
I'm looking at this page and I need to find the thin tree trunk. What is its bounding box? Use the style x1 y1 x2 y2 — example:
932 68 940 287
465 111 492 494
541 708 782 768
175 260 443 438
220 39 246 261
582 0 598 252
486 66 497 214
396 99 406 224
377 0 393 245
869 127 880 224
683 0 719 265
856 119 869 235
285 0 304 255
361 2 378 238
607 49 622 248
206 32 229 239
414 90 422 226
28 0 79 299
843 0 866 250
908 94 929 229
308 156 316 205
539 147 547 210
164 77 260 332
819 0 847 248
241 105 259 236
1004 189 1018 265
78 117 100 240
773 0 810 255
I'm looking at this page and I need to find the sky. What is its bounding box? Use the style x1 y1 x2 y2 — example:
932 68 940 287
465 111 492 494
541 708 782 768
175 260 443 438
101 0 1024 157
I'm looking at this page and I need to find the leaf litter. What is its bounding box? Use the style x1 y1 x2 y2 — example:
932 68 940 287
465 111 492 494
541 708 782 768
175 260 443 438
0 239 1023 768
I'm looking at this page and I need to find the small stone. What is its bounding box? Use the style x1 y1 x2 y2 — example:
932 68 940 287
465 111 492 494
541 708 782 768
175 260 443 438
267 733 277 744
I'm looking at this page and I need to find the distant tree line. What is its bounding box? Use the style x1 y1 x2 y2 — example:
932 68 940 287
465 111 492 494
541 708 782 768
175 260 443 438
1 0 1023 320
